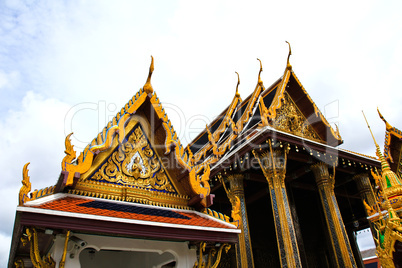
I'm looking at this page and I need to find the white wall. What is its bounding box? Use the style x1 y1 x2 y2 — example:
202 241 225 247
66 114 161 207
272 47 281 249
50 233 197 268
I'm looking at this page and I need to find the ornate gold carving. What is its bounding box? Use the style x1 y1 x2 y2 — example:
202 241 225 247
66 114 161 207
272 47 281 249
219 175 241 227
62 113 131 187
149 92 196 172
235 72 240 97
353 173 377 211
254 143 303 268
91 125 176 193
206 125 237 158
70 180 190 209
18 162 55 205
193 60 263 166
192 73 242 163
273 93 321 141
143 55 154 94
311 162 357 268
368 167 402 267
14 259 25 268
21 228 55 268
193 242 231 268
285 41 292 70
189 164 211 197
261 46 292 123
19 162 31 205
220 173 255 267
204 208 231 223
311 162 336 190
257 58 263 87
59 231 71 268
210 244 231 268
236 59 265 133
378 108 402 179
194 242 207 268
253 144 289 189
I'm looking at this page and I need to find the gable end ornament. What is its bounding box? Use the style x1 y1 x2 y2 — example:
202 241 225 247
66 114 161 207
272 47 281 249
143 55 154 95
285 40 292 70
60 113 131 188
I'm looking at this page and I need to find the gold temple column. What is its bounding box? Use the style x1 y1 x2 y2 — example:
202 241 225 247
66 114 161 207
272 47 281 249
353 173 376 207
253 147 302 268
226 174 255 268
311 162 357 268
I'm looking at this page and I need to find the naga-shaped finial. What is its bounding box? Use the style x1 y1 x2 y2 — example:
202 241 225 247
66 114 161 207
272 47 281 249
62 133 76 169
235 71 240 97
257 58 263 86
19 162 31 205
377 108 393 131
285 41 292 70
143 55 154 94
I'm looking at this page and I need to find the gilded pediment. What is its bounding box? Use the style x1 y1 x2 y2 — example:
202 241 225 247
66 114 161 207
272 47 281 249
87 124 177 194
272 92 322 142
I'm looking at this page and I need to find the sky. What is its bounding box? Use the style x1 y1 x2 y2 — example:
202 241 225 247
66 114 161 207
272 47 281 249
1 0 400 265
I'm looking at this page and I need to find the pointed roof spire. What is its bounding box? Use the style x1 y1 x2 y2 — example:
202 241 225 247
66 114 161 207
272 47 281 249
257 58 263 86
378 108 393 131
363 111 402 193
143 55 154 94
235 72 240 97
362 111 390 171
285 41 292 70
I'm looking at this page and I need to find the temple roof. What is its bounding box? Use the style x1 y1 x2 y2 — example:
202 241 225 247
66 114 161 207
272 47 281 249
379 109 402 178
186 55 343 173
19 194 239 234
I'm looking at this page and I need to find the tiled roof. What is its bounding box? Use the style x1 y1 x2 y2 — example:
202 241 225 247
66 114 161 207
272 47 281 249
22 195 236 230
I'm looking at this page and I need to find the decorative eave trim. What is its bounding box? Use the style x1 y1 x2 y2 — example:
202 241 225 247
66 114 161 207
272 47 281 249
262 65 291 122
260 41 293 124
235 59 265 133
192 91 242 163
70 180 191 210
210 125 380 173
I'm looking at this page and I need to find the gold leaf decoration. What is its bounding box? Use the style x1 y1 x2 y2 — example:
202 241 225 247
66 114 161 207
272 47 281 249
272 92 321 142
90 124 176 193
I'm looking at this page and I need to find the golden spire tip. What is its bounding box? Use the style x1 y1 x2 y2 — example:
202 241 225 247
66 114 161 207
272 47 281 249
257 58 263 85
143 55 154 94
377 107 392 131
285 41 292 70
235 71 240 97
362 110 379 147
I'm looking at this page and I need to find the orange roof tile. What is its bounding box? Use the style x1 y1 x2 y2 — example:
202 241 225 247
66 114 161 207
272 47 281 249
24 195 236 230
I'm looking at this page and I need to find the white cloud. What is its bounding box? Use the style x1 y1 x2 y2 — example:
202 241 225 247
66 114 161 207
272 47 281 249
0 231 12 267
0 70 20 91
0 91 70 245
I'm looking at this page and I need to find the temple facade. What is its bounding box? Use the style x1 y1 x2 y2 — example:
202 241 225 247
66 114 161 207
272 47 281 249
8 46 401 267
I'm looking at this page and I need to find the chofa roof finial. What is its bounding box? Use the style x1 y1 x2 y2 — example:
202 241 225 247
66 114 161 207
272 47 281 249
257 58 263 86
235 72 240 97
285 41 292 70
377 107 393 131
143 55 154 94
